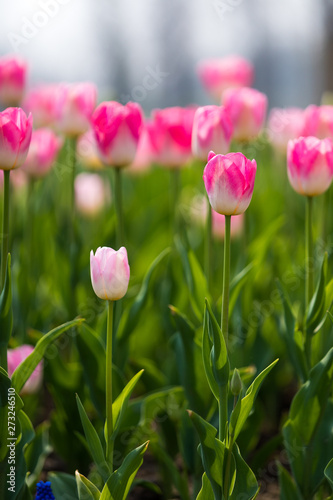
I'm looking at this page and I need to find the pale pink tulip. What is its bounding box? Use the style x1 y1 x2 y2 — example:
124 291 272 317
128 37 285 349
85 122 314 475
90 246 130 301
268 108 304 153
287 136 333 196
127 120 156 173
192 105 233 161
222 87 267 141
0 107 33 170
302 105 333 140
197 56 254 101
0 55 27 106
23 84 60 129
203 151 257 215
75 173 110 217
22 128 62 178
8 345 43 395
92 101 143 167
76 129 104 169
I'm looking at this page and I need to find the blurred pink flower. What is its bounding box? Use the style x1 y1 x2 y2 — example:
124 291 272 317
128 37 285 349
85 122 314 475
127 120 156 173
149 107 196 168
75 173 110 217
22 128 62 178
23 84 60 129
0 55 27 106
90 246 130 301
8 345 43 395
0 108 33 170
76 129 104 169
222 87 267 142
268 108 304 153
92 101 143 167
197 56 254 101
192 105 233 161
302 105 333 140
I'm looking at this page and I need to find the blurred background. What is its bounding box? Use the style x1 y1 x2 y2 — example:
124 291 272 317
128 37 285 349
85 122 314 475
0 0 331 112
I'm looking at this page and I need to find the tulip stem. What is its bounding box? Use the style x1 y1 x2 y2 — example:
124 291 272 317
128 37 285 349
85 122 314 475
106 300 114 471
69 137 78 318
304 196 314 369
170 169 181 238
114 167 124 247
1 170 10 291
205 203 213 290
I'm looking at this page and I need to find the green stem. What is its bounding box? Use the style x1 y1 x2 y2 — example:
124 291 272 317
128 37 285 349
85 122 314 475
223 438 234 500
205 203 213 290
170 168 181 239
69 137 78 318
114 167 124 247
304 196 314 369
218 386 228 442
106 300 114 471
1 170 10 290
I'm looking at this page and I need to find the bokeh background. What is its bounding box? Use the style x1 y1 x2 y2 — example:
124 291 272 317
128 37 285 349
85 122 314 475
0 0 331 111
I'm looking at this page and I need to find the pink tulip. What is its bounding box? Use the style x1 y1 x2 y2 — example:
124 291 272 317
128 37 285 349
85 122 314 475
0 55 27 106
23 84 60 128
90 246 130 301
203 151 257 215
192 105 233 161
287 136 333 196
127 120 156 173
92 101 143 167
8 345 43 395
22 128 62 178
268 108 304 153
55 82 97 137
0 108 33 170
149 107 196 168
197 56 254 101
302 105 333 140
75 173 110 217
76 129 104 169
222 87 267 142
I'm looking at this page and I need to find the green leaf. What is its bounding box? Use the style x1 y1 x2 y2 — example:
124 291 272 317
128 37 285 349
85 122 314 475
50 472 79 500
112 370 144 440
325 458 333 491
12 318 84 393
196 473 215 500
100 441 149 500
306 253 327 334
278 464 303 500
229 444 259 500
188 410 225 500
25 422 51 488
76 471 101 500
0 254 12 348
76 395 110 482
229 263 254 316
230 359 278 441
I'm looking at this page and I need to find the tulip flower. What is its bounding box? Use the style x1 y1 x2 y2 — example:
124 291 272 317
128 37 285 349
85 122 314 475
203 151 257 216
55 82 97 137
76 129 104 169
8 345 43 395
192 106 233 161
302 105 333 140
22 128 62 178
75 173 110 217
90 246 130 469
0 55 27 106
287 136 333 197
127 120 156 173
197 56 254 101
23 84 60 128
268 108 304 153
90 246 130 301
0 107 33 171
222 87 267 142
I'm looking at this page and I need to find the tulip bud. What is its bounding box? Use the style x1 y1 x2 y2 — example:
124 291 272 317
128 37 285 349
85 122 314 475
222 87 267 142
203 151 257 215
230 368 242 396
90 246 130 301
192 105 233 161
8 345 43 395
0 55 27 106
0 107 33 170
287 136 333 197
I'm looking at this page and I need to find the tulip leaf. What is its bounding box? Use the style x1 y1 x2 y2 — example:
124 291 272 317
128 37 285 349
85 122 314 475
278 464 303 500
12 318 84 394
230 359 278 442
50 472 79 500
229 262 255 316
197 473 215 500
76 395 110 482
76 471 101 500
325 458 333 491
0 253 12 349
306 253 327 334
229 444 259 500
25 422 51 488
100 441 149 500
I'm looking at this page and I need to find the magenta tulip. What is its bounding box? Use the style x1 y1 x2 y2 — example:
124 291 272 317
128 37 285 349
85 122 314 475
302 105 333 140
287 136 333 196
0 108 33 170
90 246 130 301
92 101 143 168
203 151 257 215
192 105 233 161
22 128 62 178
222 87 267 142
268 107 304 153
8 345 43 395
197 56 254 101
0 55 27 106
